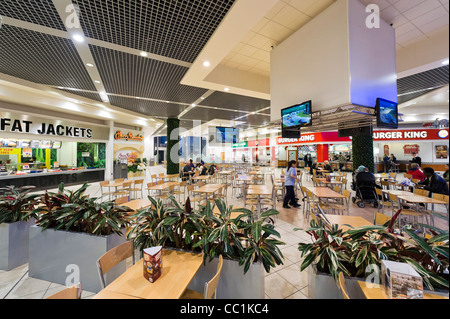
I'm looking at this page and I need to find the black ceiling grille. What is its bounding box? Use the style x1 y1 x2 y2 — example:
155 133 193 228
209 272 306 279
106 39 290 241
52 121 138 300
0 0 67 31
199 91 271 113
57 89 103 102
109 96 189 118
181 107 247 121
0 25 97 91
90 45 208 103
398 65 449 104
72 0 236 63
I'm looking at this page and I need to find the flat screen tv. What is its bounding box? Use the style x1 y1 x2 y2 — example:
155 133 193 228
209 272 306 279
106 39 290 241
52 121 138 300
216 127 238 143
282 101 312 129
376 98 398 129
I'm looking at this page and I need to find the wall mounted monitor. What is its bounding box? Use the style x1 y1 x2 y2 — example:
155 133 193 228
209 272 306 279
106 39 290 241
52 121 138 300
216 127 239 143
376 98 398 129
281 100 312 129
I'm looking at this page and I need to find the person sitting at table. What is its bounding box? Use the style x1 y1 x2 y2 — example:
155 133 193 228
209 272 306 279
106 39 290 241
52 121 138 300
323 160 332 172
208 164 217 175
283 160 300 209
182 162 194 181
189 159 195 170
407 163 426 182
418 167 449 195
310 159 319 176
199 164 208 176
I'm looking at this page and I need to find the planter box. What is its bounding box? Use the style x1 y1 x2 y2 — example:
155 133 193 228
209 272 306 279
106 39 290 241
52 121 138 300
187 256 265 299
0 219 35 271
308 265 366 299
28 226 127 293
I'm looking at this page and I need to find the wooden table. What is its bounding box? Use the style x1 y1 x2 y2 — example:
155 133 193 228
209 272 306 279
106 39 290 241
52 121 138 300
194 184 225 202
247 185 272 218
382 190 412 196
358 282 448 299
317 178 344 188
124 198 153 211
148 182 179 197
398 194 448 228
155 174 178 181
192 175 211 182
306 187 345 212
93 290 143 299
99 249 203 299
324 214 372 232
218 171 233 183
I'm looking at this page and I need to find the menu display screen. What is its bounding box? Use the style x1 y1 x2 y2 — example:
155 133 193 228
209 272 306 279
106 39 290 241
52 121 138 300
282 101 312 129
376 98 399 129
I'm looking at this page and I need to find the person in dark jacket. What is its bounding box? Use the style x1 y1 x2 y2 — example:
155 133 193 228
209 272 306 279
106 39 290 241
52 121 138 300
409 152 422 168
383 154 390 173
418 167 449 195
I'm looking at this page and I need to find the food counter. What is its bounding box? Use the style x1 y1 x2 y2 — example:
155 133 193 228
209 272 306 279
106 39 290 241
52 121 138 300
0 168 105 190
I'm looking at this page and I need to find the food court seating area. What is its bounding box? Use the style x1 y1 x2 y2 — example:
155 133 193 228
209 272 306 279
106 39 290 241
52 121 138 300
1 164 448 300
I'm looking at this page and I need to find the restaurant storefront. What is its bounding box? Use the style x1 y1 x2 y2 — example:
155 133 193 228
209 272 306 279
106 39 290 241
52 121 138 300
0 111 110 190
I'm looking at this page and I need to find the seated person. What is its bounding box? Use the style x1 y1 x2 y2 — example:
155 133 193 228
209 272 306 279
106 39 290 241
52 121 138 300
182 162 193 181
418 167 449 195
407 163 426 182
353 165 375 188
309 160 319 175
208 164 217 175
323 160 332 172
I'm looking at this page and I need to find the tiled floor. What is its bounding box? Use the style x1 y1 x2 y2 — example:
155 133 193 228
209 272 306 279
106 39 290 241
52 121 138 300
1 166 448 299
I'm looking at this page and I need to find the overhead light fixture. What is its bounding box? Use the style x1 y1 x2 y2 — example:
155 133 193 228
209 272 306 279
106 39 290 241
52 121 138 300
140 51 148 57
86 63 94 67
166 101 170 103
201 97 205 100
442 59 449 65
72 34 84 43
57 86 63 89
94 80 101 84
136 97 141 99
203 61 211 67
224 88 230 92
191 104 196 107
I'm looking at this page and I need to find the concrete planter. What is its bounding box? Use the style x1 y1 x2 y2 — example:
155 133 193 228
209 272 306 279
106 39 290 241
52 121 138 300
0 219 35 271
187 255 265 299
308 265 366 299
28 226 127 293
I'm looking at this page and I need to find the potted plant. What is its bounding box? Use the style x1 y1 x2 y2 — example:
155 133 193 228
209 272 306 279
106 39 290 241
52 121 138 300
28 183 133 293
0 186 39 270
128 196 285 299
297 210 449 299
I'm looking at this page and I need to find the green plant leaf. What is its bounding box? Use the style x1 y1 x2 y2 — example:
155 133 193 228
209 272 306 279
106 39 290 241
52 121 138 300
404 228 442 266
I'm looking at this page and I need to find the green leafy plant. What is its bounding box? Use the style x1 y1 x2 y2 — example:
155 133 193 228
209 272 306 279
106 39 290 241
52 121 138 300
297 210 449 290
128 196 286 274
0 186 39 224
35 183 133 236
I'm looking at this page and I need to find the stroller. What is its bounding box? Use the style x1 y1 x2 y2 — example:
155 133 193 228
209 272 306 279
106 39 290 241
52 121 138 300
351 171 379 208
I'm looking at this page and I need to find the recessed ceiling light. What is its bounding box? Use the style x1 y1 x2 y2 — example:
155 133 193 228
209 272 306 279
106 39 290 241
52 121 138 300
203 61 211 67
140 51 148 57
166 101 170 103
57 86 63 89
72 34 84 43
201 97 205 100
224 88 230 92
191 104 196 107
136 97 141 99
442 59 449 65
86 63 94 67
94 80 101 84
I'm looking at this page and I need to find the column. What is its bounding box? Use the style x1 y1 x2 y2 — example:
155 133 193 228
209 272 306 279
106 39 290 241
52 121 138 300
352 127 374 172
105 120 114 181
166 118 180 175
317 144 329 163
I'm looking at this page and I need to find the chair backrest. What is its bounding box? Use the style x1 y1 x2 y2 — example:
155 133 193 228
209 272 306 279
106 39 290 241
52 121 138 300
46 283 82 299
159 173 164 177
414 188 429 197
380 181 390 189
342 189 351 200
158 180 164 185
147 182 156 188
390 173 397 180
188 184 194 192
389 193 398 203
115 197 129 205
432 193 449 202
180 181 187 187
151 174 156 179
375 188 383 197
338 272 350 299
115 178 124 183
374 212 391 226
97 241 135 289
134 179 144 186
203 255 224 299
100 181 109 187
123 181 133 188
333 186 341 193
198 181 204 187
